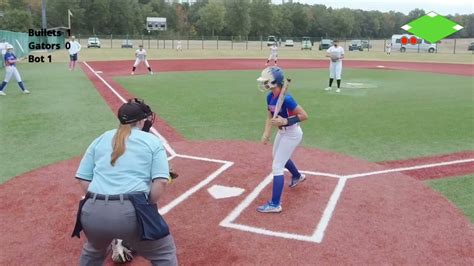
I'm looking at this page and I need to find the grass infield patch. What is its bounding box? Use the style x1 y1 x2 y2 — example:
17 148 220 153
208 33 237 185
427 175 474 223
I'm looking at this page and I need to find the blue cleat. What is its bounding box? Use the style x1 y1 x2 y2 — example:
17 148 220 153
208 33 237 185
289 174 306 188
257 201 282 213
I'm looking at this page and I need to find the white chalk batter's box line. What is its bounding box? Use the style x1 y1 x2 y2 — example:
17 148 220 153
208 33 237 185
84 61 474 243
220 158 474 244
83 61 234 216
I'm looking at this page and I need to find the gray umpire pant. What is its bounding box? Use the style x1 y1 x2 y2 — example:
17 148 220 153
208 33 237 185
79 198 177 266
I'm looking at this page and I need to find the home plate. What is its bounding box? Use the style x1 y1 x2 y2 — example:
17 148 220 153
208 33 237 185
208 185 245 199
376 65 385 68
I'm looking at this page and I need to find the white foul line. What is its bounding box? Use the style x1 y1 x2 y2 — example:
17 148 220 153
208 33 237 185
82 61 234 215
345 158 474 179
220 158 474 243
84 61 474 245
83 61 176 156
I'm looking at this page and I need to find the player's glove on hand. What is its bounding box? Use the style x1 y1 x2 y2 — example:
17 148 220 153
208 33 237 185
169 169 179 179
271 116 288 127
111 239 134 264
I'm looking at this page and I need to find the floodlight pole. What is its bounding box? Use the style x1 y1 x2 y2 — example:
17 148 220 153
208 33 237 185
41 0 47 29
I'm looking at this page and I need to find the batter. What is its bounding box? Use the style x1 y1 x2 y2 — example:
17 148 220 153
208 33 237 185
257 66 309 213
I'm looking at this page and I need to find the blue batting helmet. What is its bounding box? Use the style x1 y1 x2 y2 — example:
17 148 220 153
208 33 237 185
257 66 285 91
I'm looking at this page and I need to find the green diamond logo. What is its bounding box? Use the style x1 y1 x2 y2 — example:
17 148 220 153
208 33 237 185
401 12 463 43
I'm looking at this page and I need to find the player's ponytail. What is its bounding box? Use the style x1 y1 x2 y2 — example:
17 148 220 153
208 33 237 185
110 123 134 166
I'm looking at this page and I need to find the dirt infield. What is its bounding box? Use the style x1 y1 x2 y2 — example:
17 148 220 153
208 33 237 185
83 58 474 76
1 59 473 265
378 151 474 180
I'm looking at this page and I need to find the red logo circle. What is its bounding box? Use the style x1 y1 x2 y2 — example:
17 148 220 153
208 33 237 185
410 36 418 45
401 36 408 45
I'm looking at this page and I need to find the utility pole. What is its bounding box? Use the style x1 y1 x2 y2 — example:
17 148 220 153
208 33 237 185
41 0 47 29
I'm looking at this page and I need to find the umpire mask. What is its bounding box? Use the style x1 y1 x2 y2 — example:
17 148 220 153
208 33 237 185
117 98 155 132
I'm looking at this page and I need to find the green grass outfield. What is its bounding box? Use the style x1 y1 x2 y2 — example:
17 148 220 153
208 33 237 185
0 62 472 223
115 68 474 162
427 175 474 223
0 63 116 183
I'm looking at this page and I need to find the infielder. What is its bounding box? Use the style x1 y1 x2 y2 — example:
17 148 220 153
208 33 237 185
131 45 153 75
266 43 278 66
68 36 81 71
257 66 308 213
325 40 344 93
0 44 29 96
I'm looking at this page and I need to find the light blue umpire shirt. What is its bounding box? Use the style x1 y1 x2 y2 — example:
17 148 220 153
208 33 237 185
76 128 170 195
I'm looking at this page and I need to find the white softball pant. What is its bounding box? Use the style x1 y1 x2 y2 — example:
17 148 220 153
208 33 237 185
272 124 303 176
268 54 278 61
329 61 342 79
4 66 22 82
133 58 150 68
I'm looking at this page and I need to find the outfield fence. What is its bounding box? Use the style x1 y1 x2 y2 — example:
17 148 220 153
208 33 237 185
72 34 474 54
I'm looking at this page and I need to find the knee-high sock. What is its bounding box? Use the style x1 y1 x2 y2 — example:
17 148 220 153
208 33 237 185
0 81 7 91
18 81 25 91
132 66 136 72
329 78 334 87
147 67 152 72
337 79 341 88
271 175 284 205
285 159 300 178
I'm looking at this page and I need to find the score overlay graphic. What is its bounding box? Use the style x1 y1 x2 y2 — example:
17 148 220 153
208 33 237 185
401 11 464 43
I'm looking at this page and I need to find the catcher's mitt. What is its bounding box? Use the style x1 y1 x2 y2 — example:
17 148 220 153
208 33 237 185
111 239 134 264
169 169 179 179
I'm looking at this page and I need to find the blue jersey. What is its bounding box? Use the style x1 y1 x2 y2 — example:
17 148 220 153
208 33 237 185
4 52 16 66
267 92 298 118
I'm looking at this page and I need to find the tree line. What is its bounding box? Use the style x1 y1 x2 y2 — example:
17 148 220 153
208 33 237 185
1 0 473 39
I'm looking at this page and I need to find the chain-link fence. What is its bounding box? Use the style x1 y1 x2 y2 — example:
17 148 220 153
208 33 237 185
72 34 474 54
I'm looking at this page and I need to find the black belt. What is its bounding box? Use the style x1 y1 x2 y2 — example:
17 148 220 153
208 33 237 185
86 192 146 201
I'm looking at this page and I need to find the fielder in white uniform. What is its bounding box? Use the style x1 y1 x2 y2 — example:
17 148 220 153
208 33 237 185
176 40 182 51
386 42 392 55
266 44 278 66
0 44 29 96
68 36 81 71
131 45 153 75
325 40 344 93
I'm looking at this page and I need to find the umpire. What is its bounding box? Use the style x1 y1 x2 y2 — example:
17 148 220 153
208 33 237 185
72 98 177 266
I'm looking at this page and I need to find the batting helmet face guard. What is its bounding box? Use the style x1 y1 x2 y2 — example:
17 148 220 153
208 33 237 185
257 66 285 92
117 98 155 131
